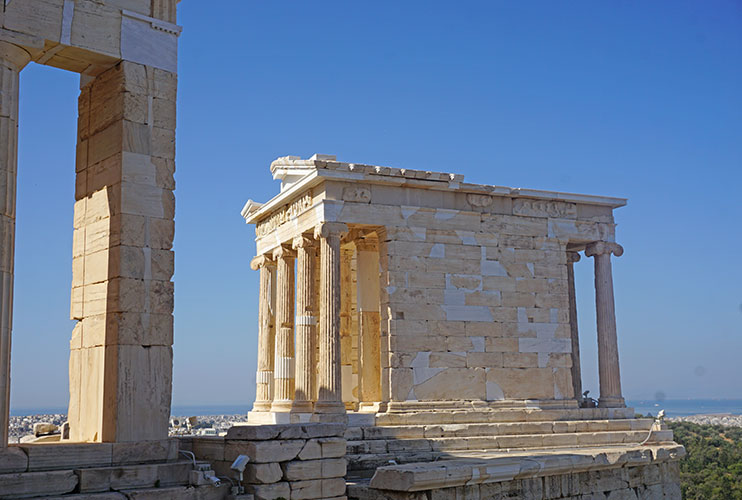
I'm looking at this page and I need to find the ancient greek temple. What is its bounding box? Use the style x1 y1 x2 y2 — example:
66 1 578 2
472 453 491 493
242 154 628 423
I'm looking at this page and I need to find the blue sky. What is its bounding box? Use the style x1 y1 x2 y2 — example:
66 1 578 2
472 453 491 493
9 1 742 410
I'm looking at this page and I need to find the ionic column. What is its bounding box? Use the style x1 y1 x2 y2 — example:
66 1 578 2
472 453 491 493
251 255 276 412
0 43 31 448
566 251 582 403
271 244 296 412
357 238 381 404
292 235 317 413
585 241 625 408
313 222 348 421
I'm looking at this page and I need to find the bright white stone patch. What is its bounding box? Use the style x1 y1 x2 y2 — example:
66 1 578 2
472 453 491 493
481 260 508 277
444 290 466 306
442 305 493 322
486 380 505 400
550 308 559 323
548 220 578 239
435 209 457 220
401 206 418 219
413 367 445 385
410 352 431 368
429 243 445 258
519 338 571 353
411 227 426 240
471 336 485 353
538 352 550 368
455 230 477 245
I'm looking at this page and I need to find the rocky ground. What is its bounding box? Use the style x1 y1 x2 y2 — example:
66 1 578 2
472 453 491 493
668 414 742 428
9 414 67 443
9 413 250 443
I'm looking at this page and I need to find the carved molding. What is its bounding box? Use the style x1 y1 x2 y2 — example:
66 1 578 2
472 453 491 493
272 244 297 261
466 193 494 208
342 186 371 203
256 190 313 237
585 241 624 258
292 234 315 250
250 254 275 271
513 199 577 218
566 251 581 264
314 222 348 240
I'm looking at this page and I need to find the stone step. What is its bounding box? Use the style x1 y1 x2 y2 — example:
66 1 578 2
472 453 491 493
346 429 674 472
120 483 231 499
373 407 635 426
365 444 687 492
0 460 194 499
345 418 653 441
76 460 193 493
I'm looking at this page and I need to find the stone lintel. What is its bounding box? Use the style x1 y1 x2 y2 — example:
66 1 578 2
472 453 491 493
2 1 182 75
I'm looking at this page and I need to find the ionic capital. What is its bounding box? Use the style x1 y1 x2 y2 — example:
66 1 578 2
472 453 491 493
292 234 315 250
272 244 297 260
314 222 348 240
585 241 624 258
567 251 581 264
250 254 274 271
355 237 378 252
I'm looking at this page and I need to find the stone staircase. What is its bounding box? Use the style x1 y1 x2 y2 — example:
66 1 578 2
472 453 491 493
344 408 672 478
0 440 231 499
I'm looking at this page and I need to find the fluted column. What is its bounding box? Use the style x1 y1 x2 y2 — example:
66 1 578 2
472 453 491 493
357 238 381 405
585 241 625 408
313 222 348 422
0 43 31 448
566 251 582 403
292 235 317 413
339 245 354 409
251 254 276 412
271 244 296 412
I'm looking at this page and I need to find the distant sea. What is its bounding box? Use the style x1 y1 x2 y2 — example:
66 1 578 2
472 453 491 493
627 399 742 418
11 400 742 418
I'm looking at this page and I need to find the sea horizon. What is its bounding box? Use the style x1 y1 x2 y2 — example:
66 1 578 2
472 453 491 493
10 399 742 418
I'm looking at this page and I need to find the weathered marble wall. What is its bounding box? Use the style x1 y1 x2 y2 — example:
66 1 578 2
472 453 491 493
327 181 617 406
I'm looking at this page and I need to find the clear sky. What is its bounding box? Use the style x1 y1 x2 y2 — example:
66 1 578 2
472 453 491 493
9 1 742 410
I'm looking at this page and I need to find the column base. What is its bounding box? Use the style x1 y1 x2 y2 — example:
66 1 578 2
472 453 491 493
270 400 294 412
312 400 347 423
358 401 382 413
290 400 314 413
598 396 626 408
251 401 272 412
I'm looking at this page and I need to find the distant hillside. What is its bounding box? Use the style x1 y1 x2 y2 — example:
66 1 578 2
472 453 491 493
668 421 742 499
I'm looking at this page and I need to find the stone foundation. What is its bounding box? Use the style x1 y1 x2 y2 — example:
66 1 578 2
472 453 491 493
349 462 681 500
181 423 348 500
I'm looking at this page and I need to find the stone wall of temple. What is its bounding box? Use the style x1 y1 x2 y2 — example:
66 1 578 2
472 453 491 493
324 178 617 406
